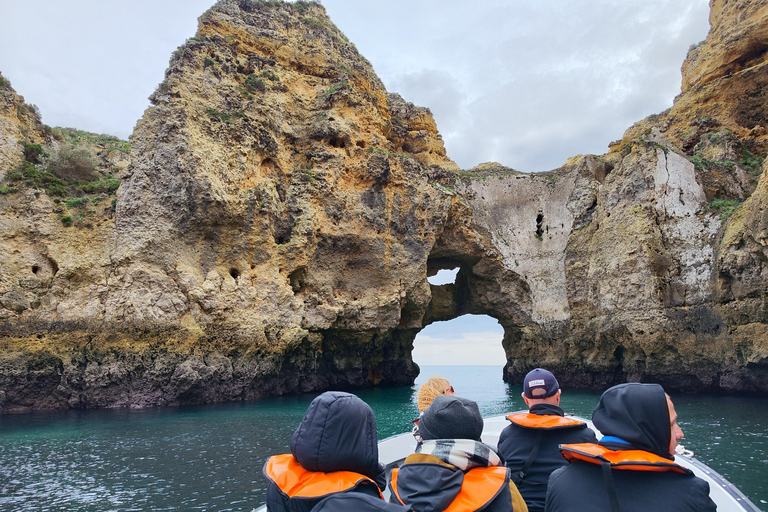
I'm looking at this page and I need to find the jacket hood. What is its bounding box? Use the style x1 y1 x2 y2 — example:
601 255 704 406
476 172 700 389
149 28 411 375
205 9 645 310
592 383 672 459
419 396 483 441
290 391 383 481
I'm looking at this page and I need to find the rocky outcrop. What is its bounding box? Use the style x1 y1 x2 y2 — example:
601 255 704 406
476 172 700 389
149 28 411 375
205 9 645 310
618 0 768 162
2 0 768 411
682 0 768 91
0 72 46 181
0 0 465 411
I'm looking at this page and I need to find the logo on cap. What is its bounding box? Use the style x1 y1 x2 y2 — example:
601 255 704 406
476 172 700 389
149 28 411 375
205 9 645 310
528 379 546 387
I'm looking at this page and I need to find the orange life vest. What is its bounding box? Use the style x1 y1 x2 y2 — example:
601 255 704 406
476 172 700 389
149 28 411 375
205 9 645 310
559 443 692 475
390 465 509 512
506 412 587 430
264 453 383 500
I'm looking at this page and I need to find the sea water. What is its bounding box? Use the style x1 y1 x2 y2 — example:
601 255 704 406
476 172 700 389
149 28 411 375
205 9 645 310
0 365 766 511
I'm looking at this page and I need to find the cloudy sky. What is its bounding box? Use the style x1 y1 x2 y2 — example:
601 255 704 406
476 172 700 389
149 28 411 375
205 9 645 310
0 0 711 365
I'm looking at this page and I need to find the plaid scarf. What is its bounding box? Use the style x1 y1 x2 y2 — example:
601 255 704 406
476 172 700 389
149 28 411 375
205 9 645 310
416 439 502 471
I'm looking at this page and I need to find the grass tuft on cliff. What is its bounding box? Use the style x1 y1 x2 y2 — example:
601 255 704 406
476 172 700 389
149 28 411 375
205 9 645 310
1 127 127 225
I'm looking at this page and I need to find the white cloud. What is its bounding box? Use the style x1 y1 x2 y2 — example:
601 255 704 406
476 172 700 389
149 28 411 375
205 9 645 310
324 0 710 171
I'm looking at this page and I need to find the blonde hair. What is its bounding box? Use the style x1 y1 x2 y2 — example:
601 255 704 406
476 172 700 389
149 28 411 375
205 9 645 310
417 376 452 412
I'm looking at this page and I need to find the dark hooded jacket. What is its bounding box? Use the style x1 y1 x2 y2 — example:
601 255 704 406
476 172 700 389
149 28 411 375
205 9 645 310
264 391 387 512
390 444 527 512
544 383 716 512
390 396 528 512
497 404 597 512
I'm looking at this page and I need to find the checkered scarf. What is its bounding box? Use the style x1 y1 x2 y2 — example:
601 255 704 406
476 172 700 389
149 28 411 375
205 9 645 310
416 439 502 471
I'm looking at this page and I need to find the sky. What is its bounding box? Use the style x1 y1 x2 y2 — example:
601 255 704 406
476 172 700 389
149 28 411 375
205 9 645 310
0 0 711 365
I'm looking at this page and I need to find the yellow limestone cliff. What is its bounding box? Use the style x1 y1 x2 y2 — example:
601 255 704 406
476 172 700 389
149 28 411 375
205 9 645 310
1 0 768 411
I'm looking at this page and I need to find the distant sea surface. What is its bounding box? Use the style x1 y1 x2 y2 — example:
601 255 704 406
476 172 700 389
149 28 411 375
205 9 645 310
1 365 766 511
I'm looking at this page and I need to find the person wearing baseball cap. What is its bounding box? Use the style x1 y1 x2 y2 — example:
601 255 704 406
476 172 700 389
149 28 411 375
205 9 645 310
497 369 597 512
390 395 528 512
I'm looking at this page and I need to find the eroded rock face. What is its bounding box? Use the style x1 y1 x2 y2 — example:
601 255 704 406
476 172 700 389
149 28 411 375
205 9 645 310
682 0 768 91
2 0 768 411
0 72 46 181
619 0 768 160
1 0 467 411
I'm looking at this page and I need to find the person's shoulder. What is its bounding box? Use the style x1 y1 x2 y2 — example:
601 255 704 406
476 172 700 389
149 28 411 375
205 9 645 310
570 425 598 442
499 420 527 437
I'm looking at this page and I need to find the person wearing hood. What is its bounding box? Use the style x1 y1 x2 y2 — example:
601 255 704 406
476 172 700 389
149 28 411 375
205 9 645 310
390 395 528 512
263 391 387 512
498 369 597 512
544 383 716 512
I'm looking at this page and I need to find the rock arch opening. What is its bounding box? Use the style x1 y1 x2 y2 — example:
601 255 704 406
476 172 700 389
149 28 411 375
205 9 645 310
427 267 458 286
412 314 505 367
406 252 533 386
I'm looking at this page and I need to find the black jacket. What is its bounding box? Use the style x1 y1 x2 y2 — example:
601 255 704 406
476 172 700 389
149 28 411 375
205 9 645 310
265 391 387 512
544 383 716 512
390 442 528 512
497 404 597 512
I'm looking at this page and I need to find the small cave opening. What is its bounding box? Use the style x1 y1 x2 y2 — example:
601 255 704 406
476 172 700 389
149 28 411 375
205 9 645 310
356 140 367 149
329 137 346 149
613 345 626 374
260 157 275 175
229 268 240 280
427 267 459 286
288 266 308 293
31 265 39 275
535 212 544 238
273 214 295 245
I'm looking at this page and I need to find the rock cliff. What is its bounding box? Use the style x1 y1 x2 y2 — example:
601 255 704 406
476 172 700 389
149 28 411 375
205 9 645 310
1 0 767 411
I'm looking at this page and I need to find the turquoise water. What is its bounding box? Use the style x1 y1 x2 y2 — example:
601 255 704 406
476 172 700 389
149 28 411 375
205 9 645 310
0 365 766 511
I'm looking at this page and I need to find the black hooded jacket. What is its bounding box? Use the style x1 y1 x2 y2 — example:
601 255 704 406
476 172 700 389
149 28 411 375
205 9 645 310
265 391 387 512
497 404 597 512
545 383 716 512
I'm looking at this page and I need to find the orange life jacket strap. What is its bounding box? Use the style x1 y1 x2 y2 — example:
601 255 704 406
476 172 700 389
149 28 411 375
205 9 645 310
559 443 692 475
507 412 587 430
391 465 508 512
264 453 383 499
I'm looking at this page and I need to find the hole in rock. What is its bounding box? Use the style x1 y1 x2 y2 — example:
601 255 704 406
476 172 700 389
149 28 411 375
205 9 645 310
412 314 505 368
288 267 307 293
536 212 544 238
329 137 346 148
427 268 459 286
31 265 39 274
356 140 367 148
229 268 240 279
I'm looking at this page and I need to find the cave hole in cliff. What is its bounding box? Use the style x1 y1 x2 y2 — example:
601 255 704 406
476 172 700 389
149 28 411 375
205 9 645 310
536 212 544 238
31 265 39 275
288 267 308 293
230 268 240 280
329 137 346 149
428 268 458 285
412 314 505 368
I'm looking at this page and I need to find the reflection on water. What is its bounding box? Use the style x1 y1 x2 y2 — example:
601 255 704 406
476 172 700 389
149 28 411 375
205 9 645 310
0 366 766 511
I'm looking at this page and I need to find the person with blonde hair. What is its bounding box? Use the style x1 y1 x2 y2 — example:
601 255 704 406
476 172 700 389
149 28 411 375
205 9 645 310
417 376 454 412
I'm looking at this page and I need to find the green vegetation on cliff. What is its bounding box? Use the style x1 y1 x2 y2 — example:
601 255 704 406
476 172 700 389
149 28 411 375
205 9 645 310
1 127 126 226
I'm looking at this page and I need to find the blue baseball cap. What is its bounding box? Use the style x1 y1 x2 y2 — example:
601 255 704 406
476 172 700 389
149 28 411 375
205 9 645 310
523 368 559 399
